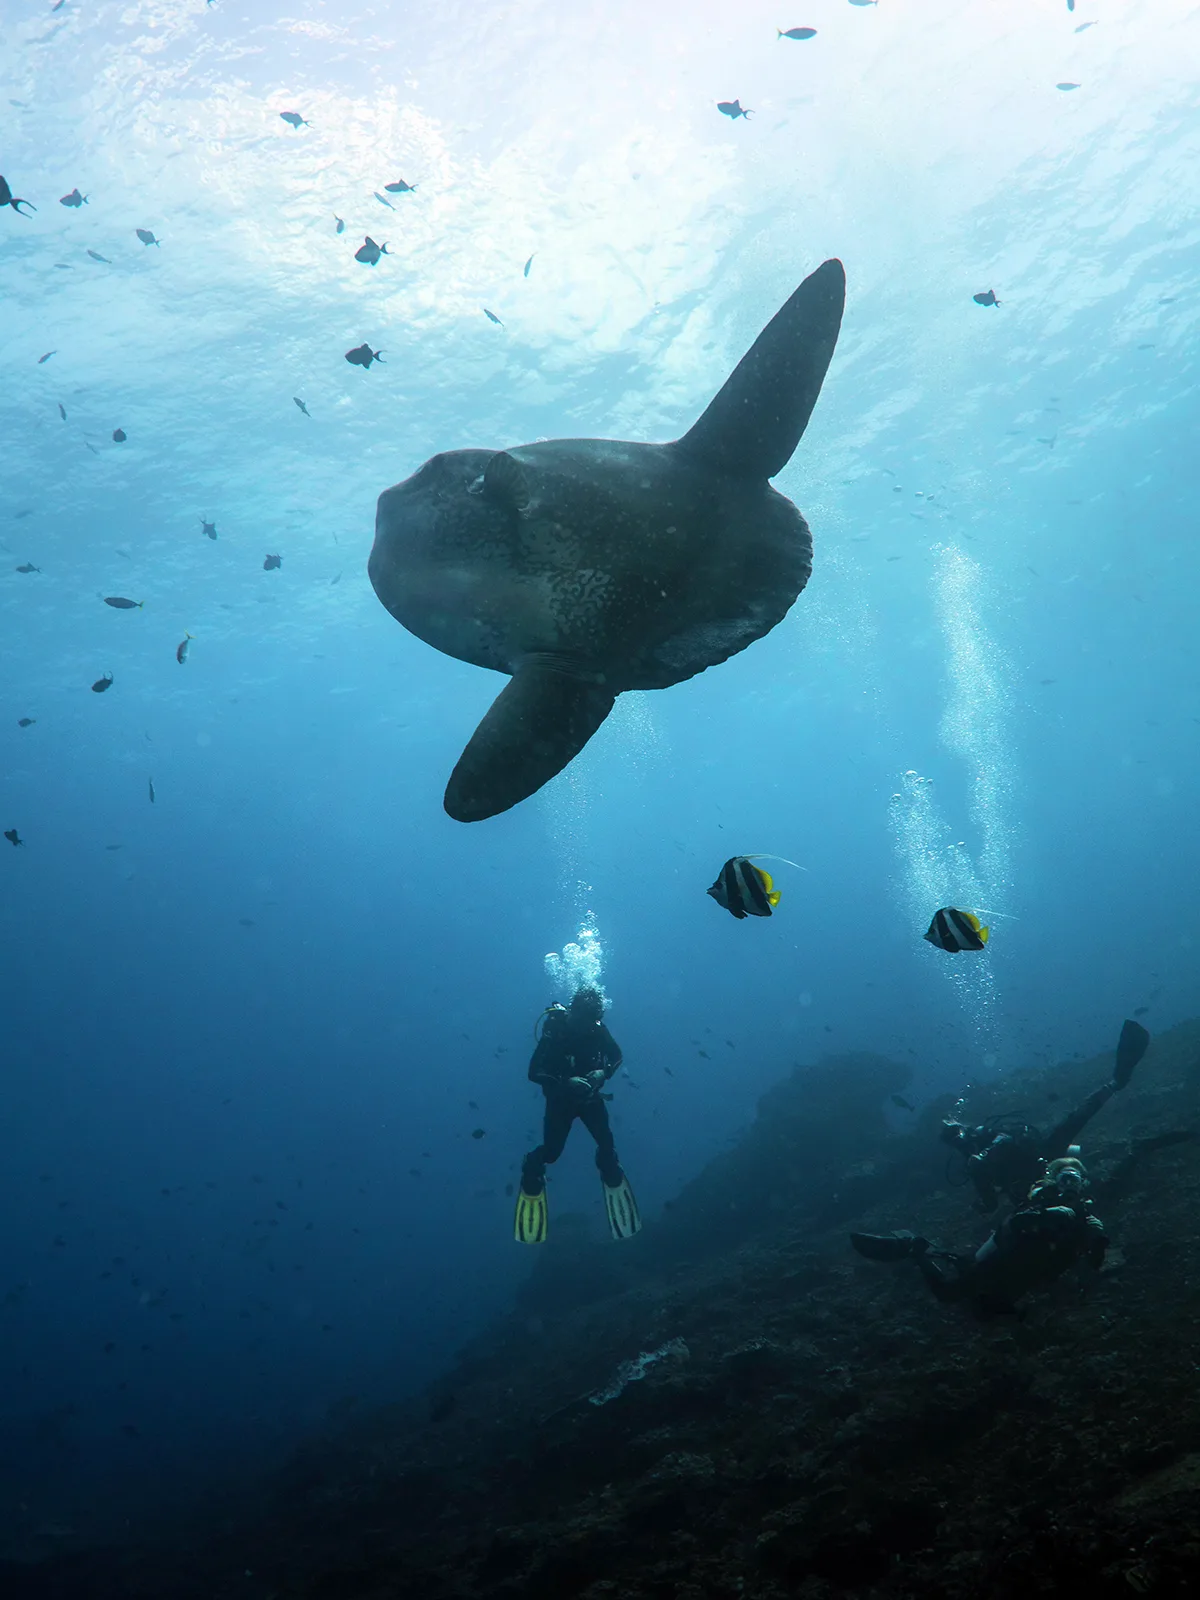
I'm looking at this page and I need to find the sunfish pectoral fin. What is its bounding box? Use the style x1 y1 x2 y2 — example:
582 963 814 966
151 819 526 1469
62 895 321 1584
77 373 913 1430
444 658 616 822
481 450 532 512
673 258 845 480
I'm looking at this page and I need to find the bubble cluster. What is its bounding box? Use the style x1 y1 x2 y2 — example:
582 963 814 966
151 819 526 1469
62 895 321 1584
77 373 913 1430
544 914 606 1002
889 545 1016 1063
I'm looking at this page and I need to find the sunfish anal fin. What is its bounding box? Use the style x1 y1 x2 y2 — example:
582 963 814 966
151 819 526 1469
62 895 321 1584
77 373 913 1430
444 657 616 822
673 257 845 481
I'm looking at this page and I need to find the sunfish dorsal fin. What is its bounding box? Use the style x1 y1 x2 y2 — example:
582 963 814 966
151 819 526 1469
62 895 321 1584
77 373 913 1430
673 258 845 480
444 657 616 822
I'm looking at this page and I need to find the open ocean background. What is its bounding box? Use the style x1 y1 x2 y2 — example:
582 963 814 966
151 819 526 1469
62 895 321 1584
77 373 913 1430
2 0 1197 1548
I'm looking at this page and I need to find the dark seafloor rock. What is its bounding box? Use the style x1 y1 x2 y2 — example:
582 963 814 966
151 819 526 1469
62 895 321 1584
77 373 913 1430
12 1020 1200 1598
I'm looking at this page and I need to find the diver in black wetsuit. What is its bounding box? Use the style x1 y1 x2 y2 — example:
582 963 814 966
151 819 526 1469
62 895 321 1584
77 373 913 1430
852 1156 1108 1317
512 988 641 1244
525 988 624 1186
939 1019 1150 1212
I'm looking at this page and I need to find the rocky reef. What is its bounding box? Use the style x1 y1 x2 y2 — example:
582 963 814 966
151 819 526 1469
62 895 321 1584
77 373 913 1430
8 1021 1200 1598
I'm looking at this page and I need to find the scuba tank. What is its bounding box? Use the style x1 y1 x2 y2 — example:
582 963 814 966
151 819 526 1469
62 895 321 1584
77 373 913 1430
534 1003 569 1042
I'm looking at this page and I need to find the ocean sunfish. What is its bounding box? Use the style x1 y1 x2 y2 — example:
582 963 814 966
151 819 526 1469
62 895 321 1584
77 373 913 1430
368 258 846 822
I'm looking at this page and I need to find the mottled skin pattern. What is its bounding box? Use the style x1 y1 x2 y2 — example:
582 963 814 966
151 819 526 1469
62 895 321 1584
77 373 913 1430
368 439 812 691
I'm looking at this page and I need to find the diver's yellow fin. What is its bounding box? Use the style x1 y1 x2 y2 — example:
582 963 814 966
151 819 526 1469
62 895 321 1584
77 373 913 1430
513 1185 548 1244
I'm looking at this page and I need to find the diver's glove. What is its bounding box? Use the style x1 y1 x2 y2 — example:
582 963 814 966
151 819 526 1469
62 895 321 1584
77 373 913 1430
584 1069 607 1093
563 1075 597 1102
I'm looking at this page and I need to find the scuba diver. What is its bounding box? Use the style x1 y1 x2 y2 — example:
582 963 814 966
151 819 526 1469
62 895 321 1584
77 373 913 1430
513 987 641 1245
851 1155 1108 1317
939 1018 1150 1212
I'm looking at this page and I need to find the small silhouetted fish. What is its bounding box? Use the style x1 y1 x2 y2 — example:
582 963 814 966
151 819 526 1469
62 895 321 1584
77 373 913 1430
4 829 22 847
1075 20 1097 30
384 178 417 193
279 111 309 128
717 99 752 119
345 343 383 367
293 397 310 416
17 718 35 728
891 1094 915 1112
136 228 160 246
483 307 504 325
106 844 121 850
1134 1005 1149 1016
468 1100 479 1109
148 778 155 804
112 428 126 442
104 596 142 609
263 553 282 570
334 215 345 233
176 633 193 664
471 1128 486 1139
973 289 1000 306
778 27 817 40
15 562 39 573
200 517 217 540
92 673 114 692
523 254 534 277
38 351 55 363
355 236 388 265
58 403 66 420
239 918 254 927
87 249 111 263
0 175 36 215
60 188 87 207
1056 82 1081 91
373 191 394 209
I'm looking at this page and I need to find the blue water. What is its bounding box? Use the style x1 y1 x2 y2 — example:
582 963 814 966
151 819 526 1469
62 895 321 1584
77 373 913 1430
2 0 1197 1550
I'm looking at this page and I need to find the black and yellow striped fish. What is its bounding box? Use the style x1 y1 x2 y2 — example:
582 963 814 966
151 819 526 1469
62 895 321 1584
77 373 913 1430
924 907 989 952
707 856 782 920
